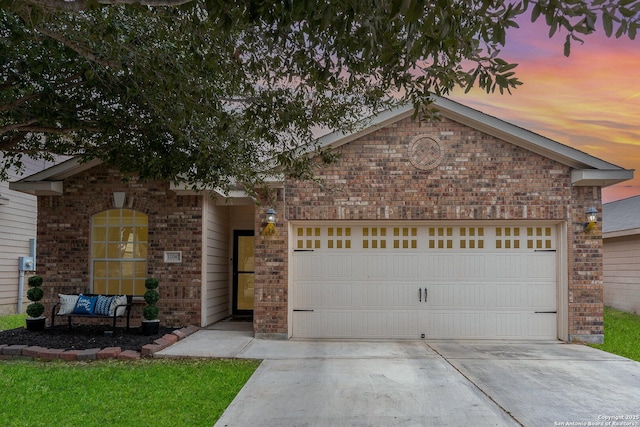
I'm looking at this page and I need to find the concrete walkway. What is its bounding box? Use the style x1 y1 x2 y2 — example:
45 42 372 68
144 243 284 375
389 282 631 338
156 331 640 427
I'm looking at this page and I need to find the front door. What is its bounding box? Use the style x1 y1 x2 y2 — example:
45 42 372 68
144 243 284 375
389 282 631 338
233 230 255 315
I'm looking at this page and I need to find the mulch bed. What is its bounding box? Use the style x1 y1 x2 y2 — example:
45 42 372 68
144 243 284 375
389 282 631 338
0 324 177 352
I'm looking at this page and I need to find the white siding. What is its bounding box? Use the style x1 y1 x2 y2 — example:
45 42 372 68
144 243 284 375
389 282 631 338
202 200 231 326
201 202 255 326
0 156 55 314
604 235 640 315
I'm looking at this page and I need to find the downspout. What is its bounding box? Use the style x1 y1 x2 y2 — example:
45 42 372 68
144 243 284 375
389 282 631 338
17 238 37 313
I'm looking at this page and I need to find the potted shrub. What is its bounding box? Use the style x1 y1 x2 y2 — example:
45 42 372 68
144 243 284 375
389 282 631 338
141 278 160 335
25 275 46 331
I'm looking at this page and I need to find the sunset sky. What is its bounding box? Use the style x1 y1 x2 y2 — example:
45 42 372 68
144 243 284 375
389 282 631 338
450 17 640 203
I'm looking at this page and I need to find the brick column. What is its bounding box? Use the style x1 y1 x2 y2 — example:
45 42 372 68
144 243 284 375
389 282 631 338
253 188 289 339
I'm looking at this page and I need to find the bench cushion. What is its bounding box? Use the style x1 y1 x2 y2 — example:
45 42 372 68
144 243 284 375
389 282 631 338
95 295 115 316
73 295 98 314
58 294 80 315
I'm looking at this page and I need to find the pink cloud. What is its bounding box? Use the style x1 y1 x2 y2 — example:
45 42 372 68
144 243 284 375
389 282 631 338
451 16 640 203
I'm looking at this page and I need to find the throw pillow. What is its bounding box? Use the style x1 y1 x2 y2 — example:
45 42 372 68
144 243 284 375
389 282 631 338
95 295 115 316
73 294 98 314
110 295 128 317
57 294 79 315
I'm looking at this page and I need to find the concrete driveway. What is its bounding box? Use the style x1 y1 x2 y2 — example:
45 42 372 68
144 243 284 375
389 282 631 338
156 331 640 427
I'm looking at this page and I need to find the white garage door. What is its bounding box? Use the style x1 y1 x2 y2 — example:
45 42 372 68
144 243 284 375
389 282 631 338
292 223 558 340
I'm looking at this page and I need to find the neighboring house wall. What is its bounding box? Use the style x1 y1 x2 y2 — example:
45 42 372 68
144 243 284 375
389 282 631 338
254 114 604 342
36 164 204 327
0 156 53 315
603 235 640 315
603 196 640 315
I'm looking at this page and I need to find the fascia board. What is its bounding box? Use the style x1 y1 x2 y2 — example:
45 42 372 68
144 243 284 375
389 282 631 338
14 158 102 182
317 104 414 150
604 228 640 239
9 181 63 195
571 169 635 187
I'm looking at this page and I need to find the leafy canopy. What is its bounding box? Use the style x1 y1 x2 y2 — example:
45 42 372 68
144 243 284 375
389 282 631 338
1 0 638 191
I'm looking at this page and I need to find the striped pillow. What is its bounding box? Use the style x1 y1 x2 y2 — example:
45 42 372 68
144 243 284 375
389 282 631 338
95 295 115 316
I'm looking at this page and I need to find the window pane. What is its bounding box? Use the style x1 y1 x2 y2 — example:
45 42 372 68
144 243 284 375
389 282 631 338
106 279 120 295
135 227 148 242
93 244 106 258
121 261 135 278
135 262 147 277
134 279 146 295
94 279 107 294
107 227 121 242
93 212 107 225
93 227 107 241
94 261 107 277
107 263 120 278
107 243 122 258
121 279 134 295
136 243 148 258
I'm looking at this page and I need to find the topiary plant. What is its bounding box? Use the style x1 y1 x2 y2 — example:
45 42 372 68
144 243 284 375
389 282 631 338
142 278 159 321
26 275 45 318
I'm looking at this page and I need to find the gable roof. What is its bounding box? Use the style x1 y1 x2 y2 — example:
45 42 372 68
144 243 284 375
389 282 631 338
317 96 633 187
9 96 634 195
603 195 640 238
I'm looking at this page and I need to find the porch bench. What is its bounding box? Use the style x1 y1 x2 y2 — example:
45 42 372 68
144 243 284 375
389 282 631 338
51 294 133 332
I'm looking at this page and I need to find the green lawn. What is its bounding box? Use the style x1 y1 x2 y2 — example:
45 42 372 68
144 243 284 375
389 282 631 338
0 358 260 427
590 306 640 362
0 314 259 427
0 313 27 331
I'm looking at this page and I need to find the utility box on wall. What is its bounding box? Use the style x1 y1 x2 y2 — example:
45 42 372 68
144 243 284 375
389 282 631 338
18 256 35 271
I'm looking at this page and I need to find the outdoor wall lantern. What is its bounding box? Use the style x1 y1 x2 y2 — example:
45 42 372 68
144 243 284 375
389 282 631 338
584 207 598 232
262 208 277 236
113 192 126 209
266 208 277 225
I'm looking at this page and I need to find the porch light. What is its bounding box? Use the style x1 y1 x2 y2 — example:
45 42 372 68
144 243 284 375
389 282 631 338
584 207 598 232
266 208 277 225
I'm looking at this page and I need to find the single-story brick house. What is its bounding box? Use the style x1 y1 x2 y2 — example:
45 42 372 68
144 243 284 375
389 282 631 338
10 97 633 343
603 195 640 315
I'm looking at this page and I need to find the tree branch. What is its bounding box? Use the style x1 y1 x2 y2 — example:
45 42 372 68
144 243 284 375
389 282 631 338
0 120 39 135
0 93 42 112
34 26 122 68
23 0 195 11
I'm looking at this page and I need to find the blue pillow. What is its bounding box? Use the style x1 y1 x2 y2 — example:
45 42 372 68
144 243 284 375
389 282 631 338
73 295 98 314
94 295 115 316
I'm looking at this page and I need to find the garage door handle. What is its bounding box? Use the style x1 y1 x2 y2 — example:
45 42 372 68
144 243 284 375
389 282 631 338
419 288 422 302
424 288 428 302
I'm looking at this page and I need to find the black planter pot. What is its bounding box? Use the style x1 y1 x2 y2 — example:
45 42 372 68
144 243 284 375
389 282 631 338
141 320 160 336
26 317 46 331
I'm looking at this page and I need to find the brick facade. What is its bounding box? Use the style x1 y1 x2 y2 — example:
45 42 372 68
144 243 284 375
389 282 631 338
33 113 606 342
251 114 605 342
37 164 203 328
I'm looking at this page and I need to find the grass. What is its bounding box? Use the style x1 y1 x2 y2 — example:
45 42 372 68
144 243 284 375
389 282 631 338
0 314 259 427
589 306 640 362
0 358 260 427
0 313 27 331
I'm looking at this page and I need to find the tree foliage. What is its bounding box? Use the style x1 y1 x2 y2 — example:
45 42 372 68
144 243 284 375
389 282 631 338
1 0 638 191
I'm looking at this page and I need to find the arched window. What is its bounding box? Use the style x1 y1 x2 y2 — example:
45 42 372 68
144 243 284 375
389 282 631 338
91 209 148 295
